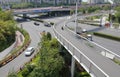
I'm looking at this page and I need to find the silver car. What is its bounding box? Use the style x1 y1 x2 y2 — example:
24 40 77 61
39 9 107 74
25 47 35 56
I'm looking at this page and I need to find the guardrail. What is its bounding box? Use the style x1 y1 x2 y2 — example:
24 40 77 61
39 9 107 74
66 11 120 62
53 24 109 77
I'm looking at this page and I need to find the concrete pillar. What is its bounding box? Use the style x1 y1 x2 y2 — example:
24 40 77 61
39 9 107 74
23 14 27 18
71 56 75 77
110 20 113 28
100 16 103 27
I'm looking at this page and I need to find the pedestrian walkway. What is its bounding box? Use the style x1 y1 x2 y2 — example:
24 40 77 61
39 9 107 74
0 31 24 61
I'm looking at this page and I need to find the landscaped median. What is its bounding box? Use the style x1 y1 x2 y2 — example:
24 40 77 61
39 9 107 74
16 15 54 26
0 28 31 67
93 32 120 41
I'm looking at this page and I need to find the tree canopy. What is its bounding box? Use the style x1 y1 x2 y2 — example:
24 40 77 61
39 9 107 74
115 6 120 24
0 10 16 52
29 33 64 77
17 33 64 77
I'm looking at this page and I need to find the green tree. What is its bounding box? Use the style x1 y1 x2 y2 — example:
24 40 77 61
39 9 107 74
116 13 120 24
115 6 120 24
46 32 52 40
70 10 74 15
0 10 16 52
0 11 14 21
8 72 18 77
0 7 2 11
29 33 64 77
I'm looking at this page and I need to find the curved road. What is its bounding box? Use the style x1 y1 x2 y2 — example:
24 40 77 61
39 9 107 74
0 20 54 77
67 22 120 56
0 15 120 77
54 16 120 77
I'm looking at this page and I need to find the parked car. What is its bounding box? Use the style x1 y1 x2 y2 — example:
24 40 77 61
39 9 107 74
25 47 35 56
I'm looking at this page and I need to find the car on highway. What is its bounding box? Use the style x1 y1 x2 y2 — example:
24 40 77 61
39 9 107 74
25 47 35 56
82 29 87 33
34 22 39 26
44 22 51 27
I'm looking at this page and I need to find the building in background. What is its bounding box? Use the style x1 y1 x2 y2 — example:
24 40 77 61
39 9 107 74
0 0 82 5
87 0 108 4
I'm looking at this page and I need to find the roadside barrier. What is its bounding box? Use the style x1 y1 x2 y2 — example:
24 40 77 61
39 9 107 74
0 39 31 67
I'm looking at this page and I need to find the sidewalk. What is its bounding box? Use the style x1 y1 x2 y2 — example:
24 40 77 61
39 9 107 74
0 31 24 61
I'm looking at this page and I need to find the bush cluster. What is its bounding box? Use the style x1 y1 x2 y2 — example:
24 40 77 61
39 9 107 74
94 32 120 41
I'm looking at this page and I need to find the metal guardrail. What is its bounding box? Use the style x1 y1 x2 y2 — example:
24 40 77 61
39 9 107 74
65 11 120 61
53 11 120 77
53 25 109 77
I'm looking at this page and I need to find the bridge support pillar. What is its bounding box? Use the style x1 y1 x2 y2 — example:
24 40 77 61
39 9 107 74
71 56 75 77
100 16 103 27
23 14 27 18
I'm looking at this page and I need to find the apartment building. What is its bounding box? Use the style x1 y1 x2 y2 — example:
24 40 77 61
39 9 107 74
0 0 21 5
27 0 42 3
0 0 82 5
88 0 106 4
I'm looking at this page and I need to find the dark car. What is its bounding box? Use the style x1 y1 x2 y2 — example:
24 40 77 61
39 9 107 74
44 22 51 27
34 22 39 26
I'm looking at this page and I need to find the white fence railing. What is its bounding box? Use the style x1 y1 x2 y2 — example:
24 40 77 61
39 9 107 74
53 25 109 77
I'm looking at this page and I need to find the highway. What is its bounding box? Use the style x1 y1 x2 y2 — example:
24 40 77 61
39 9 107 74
0 15 120 77
53 16 120 77
67 22 120 56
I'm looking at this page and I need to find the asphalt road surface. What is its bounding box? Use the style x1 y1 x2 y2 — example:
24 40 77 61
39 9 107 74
0 20 53 77
0 16 67 77
67 22 120 56
54 17 120 77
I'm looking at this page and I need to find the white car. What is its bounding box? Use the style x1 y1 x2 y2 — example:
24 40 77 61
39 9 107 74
25 47 35 56
82 29 87 33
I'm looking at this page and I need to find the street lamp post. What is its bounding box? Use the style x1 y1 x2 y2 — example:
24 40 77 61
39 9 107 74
71 1 79 77
75 0 78 34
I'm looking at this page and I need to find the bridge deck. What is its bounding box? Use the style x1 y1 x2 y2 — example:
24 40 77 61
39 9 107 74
54 20 120 77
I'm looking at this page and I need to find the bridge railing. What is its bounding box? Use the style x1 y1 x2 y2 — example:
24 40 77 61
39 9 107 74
53 25 109 77
66 11 120 62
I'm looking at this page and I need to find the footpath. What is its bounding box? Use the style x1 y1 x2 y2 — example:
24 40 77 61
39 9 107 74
0 31 24 61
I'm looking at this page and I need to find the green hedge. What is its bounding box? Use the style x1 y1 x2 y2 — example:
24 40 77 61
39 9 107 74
50 22 54 25
94 32 120 41
26 17 44 23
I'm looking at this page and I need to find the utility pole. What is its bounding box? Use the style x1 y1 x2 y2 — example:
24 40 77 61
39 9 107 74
71 1 78 77
75 0 78 34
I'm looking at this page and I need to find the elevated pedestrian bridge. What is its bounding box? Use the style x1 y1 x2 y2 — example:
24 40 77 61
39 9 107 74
53 12 120 77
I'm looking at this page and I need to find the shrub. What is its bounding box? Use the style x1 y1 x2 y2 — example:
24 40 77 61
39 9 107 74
50 22 54 25
8 71 18 77
46 32 52 40
22 67 29 77
26 64 36 72
94 32 120 41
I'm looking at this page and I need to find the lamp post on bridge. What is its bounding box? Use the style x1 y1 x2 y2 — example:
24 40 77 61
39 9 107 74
75 0 78 34
71 1 79 77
